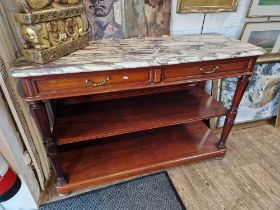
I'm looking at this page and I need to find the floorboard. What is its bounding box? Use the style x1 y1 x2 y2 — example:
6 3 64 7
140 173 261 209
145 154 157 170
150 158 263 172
168 125 280 210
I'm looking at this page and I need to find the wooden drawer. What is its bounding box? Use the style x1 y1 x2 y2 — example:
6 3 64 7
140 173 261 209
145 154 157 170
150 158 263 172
22 57 255 101
33 69 152 95
163 58 251 82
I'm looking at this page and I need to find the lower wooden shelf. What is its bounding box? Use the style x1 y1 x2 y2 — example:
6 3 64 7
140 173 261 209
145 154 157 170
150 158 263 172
57 121 226 194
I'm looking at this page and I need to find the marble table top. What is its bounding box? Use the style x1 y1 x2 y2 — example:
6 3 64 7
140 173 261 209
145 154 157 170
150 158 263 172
11 34 265 78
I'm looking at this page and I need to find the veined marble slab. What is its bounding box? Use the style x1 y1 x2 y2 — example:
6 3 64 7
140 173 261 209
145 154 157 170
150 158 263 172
11 34 265 78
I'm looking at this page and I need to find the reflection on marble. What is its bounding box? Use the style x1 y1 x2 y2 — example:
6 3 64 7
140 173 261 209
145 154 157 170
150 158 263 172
11 34 265 78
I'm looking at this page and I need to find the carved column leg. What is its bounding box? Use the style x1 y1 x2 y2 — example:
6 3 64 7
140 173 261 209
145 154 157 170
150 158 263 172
216 75 250 149
29 101 67 186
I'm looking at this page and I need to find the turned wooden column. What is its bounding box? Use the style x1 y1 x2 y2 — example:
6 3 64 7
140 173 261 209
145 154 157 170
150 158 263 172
217 75 250 149
29 101 67 186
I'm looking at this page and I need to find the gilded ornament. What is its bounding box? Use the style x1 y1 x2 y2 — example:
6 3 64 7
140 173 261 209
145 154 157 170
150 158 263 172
16 0 52 13
65 18 79 39
47 20 70 46
54 0 81 5
22 35 88 64
15 5 84 25
74 16 87 37
19 18 89 63
16 0 81 13
65 16 86 39
20 23 51 50
15 0 88 64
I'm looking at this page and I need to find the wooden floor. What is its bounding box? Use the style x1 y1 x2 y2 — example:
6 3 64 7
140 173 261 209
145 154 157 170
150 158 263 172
41 124 280 209
169 124 280 210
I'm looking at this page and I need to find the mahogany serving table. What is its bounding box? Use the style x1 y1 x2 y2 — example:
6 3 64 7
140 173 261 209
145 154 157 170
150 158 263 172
11 34 265 194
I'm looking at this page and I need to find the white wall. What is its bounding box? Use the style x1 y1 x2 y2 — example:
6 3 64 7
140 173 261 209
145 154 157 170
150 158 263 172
170 0 278 104
171 0 268 38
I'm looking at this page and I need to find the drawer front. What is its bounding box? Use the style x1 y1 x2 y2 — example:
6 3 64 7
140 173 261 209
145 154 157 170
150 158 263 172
163 58 251 81
23 57 256 101
34 69 152 95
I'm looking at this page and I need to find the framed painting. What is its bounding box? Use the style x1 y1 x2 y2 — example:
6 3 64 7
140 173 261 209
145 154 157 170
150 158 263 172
82 0 171 40
247 0 280 17
82 0 124 40
124 0 171 38
176 0 239 13
217 63 280 128
241 22 280 62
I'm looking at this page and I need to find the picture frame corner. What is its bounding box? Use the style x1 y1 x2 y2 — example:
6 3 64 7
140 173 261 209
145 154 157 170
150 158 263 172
176 0 240 14
246 0 280 18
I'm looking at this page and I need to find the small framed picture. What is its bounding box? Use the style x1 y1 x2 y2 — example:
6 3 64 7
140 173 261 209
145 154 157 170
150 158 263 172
177 0 239 13
241 22 280 62
247 0 280 17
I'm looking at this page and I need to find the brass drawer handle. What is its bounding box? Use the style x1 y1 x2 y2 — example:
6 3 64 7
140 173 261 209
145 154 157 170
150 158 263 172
199 65 220 74
85 77 111 87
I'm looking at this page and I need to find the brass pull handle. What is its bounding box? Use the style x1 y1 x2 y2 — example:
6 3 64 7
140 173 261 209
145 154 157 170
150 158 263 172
85 77 111 87
199 65 220 74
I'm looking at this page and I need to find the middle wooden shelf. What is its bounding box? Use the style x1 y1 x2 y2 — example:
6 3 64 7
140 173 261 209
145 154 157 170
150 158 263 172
53 88 227 145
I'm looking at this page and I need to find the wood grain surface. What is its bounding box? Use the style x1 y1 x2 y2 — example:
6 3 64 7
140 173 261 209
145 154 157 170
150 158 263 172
54 89 227 145
56 122 226 194
20 57 256 101
40 124 280 209
169 124 280 209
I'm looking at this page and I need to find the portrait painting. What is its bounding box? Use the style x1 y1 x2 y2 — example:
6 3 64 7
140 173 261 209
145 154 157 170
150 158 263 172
124 0 171 38
177 0 238 13
218 63 280 127
82 0 124 40
247 0 280 17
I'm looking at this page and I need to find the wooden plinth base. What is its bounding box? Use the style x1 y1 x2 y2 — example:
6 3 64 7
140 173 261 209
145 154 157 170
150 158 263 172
56 121 226 194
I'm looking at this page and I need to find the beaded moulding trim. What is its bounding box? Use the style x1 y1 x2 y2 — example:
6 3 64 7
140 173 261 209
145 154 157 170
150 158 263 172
22 35 88 64
15 4 84 24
